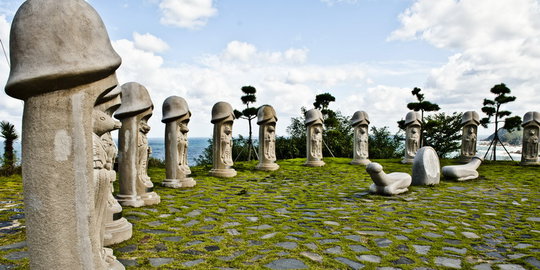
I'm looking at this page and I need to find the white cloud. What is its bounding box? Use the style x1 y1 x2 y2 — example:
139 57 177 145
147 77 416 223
159 0 217 29
320 0 358 6
133 32 170 53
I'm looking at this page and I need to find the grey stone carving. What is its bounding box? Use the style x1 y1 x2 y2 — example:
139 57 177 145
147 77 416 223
402 111 422 164
520 111 540 165
366 162 411 195
95 87 133 246
115 82 160 207
162 96 196 187
256 105 279 171
460 111 480 162
304 109 325 167
5 0 124 268
442 156 483 181
350 111 370 165
209 102 237 177
411 146 440 186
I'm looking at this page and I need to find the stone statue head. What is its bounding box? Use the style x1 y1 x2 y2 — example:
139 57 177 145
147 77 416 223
461 111 480 126
351 111 369 127
5 0 121 100
405 111 421 127
522 111 540 127
257 105 278 125
115 82 154 119
211 102 235 124
305 109 323 126
93 110 118 137
366 162 383 174
162 96 191 123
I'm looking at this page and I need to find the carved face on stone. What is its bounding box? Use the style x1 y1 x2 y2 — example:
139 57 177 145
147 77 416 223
93 110 117 137
223 122 232 135
140 119 151 134
179 119 190 134
266 125 275 135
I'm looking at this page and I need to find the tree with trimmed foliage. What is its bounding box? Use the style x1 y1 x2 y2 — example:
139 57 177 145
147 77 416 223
423 112 463 158
0 121 18 175
480 83 522 161
233 86 258 161
312 93 353 157
368 126 403 159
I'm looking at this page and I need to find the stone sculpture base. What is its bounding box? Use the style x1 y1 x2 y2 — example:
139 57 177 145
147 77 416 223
141 192 161 206
520 161 540 166
105 248 126 270
116 194 145 208
162 178 197 188
350 159 370 165
304 160 325 167
104 217 132 246
369 182 409 196
401 158 414 164
256 163 280 171
210 168 237 178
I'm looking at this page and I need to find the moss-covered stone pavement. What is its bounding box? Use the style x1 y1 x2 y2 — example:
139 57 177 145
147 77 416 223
0 158 539 269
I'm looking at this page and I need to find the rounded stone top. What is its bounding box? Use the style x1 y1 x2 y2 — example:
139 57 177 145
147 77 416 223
305 109 323 126
412 146 440 186
257 105 278 125
522 111 540 127
366 162 383 173
162 96 191 123
114 82 153 119
351 111 370 126
5 0 121 100
461 111 480 126
211 102 235 124
405 111 421 126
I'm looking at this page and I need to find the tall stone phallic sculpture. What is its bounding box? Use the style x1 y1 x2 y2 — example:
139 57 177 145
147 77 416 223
115 82 160 207
162 96 197 187
209 102 237 177
256 105 279 171
350 111 370 165
5 0 124 269
520 111 540 165
402 111 422 164
95 87 133 246
304 109 325 167
460 111 480 162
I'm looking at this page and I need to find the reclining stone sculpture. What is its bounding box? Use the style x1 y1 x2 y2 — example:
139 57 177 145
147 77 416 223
366 162 411 195
442 156 483 181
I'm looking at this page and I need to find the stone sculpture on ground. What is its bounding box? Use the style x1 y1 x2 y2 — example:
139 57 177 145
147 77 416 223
115 82 160 207
402 111 422 164
442 156 483 181
304 109 325 167
256 105 279 171
520 111 540 165
5 0 124 268
162 96 196 188
95 87 133 246
411 146 440 186
460 111 480 162
209 102 237 177
366 162 412 195
350 111 370 165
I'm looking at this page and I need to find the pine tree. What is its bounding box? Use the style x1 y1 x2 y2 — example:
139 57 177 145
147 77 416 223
233 86 258 160
0 121 18 175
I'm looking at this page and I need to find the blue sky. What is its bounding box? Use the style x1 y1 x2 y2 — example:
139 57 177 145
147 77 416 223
1 0 539 138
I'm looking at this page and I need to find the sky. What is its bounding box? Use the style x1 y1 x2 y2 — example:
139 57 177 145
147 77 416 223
0 0 539 139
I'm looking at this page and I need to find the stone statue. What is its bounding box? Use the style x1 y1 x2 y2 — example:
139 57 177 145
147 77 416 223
256 105 279 171
162 96 196 188
402 111 422 164
115 82 160 207
95 87 133 246
442 156 483 181
520 111 540 165
4 0 124 268
209 102 237 177
460 111 480 162
366 162 411 195
350 111 370 165
304 109 325 167
411 146 440 186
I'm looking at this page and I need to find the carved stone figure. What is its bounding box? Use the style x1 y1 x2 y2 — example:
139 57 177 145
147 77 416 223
256 105 280 171
115 82 160 207
411 146 440 186
350 111 370 165
442 156 483 181
210 102 237 177
366 162 411 195
4 0 124 268
162 96 196 188
460 111 480 162
402 111 422 164
520 111 540 165
304 109 325 167
95 87 133 246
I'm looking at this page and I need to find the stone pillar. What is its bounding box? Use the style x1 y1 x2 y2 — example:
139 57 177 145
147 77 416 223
520 111 540 165
95 87 133 247
4 0 124 269
256 105 279 171
350 111 370 165
162 96 196 188
115 82 160 207
304 109 325 167
402 111 422 164
459 111 480 162
209 102 237 177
